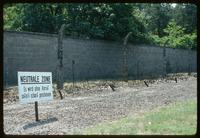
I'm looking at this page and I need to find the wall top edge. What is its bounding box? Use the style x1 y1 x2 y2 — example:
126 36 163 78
4 30 121 44
4 30 58 37
4 30 196 52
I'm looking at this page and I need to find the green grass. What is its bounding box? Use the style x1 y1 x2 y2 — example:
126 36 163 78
79 99 197 135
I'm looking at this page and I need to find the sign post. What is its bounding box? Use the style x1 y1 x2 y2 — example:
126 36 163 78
18 72 53 122
35 101 39 121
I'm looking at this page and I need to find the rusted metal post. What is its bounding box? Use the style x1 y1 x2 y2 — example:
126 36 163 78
188 48 191 75
137 61 139 79
123 32 132 82
5 58 9 88
57 24 66 99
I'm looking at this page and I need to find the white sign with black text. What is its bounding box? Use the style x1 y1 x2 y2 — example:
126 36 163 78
18 72 53 103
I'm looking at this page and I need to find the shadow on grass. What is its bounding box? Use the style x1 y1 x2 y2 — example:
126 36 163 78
23 117 58 130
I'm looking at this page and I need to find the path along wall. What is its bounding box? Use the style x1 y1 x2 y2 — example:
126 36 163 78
3 31 197 86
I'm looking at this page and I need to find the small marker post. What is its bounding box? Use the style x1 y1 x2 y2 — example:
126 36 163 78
175 77 177 83
35 101 39 121
144 81 149 87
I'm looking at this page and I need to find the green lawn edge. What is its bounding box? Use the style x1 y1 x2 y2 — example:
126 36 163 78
77 99 197 135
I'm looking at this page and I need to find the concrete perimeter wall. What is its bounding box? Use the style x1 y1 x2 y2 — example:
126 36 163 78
3 31 197 86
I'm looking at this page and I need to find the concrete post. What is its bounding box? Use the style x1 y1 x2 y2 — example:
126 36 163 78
123 32 132 82
163 40 169 77
57 24 66 99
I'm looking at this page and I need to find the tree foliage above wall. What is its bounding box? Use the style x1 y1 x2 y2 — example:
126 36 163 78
3 3 197 50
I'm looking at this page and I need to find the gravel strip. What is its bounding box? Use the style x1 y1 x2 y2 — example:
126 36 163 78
3 75 197 135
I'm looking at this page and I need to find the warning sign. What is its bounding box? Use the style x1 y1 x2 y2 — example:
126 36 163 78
18 72 53 103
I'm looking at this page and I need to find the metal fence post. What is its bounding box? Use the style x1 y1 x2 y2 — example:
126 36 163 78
137 61 139 79
188 49 191 75
72 60 75 91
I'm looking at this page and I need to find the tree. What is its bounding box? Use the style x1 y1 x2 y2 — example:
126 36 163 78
171 3 197 34
139 4 171 37
4 3 146 42
3 4 24 31
3 3 197 49
66 3 145 41
4 3 68 33
149 20 197 49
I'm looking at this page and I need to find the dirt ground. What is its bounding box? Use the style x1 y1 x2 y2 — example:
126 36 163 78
3 73 197 135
